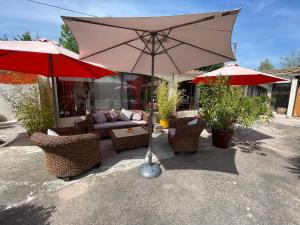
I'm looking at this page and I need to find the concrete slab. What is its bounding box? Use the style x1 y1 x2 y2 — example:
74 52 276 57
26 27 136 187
0 116 299 225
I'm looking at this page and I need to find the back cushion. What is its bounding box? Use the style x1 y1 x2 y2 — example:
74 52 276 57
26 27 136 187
92 110 107 124
120 108 134 121
47 129 59 136
106 109 121 122
132 112 143 121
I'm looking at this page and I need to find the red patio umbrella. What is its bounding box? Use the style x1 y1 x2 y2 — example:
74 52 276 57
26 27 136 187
0 39 117 125
191 64 288 85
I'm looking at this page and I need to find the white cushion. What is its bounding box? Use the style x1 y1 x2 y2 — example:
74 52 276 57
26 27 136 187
47 129 59 136
132 112 143 121
120 108 134 121
188 119 198 126
92 110 107 124
169 128 176 137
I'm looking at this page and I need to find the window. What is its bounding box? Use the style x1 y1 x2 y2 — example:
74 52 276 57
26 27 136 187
56 73 159 117
57 78 89 117
93 75 122 111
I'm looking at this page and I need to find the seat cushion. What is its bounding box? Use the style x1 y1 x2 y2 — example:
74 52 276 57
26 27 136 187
94 120 147 129
169 128 176 138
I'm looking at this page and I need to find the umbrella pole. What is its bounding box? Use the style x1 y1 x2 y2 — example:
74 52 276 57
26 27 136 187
49 55 58 127
138 32 162 179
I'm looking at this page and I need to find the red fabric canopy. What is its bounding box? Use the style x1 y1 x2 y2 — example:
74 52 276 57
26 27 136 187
191 64 288 85
0 39 117 79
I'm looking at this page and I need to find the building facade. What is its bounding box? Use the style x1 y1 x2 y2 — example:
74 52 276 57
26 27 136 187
245 67 300 117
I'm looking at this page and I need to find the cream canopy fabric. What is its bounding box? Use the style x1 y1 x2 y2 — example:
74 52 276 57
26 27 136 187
63 9 240 74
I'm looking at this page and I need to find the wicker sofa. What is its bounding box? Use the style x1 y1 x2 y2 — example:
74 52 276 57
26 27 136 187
31 128 101 180
77 110 150 138
168 117 206 154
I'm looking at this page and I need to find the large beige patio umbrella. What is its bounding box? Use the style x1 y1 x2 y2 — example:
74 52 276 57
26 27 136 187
63 9 240 178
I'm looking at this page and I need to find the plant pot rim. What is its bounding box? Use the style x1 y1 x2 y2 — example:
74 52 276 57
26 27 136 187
212 129 234 135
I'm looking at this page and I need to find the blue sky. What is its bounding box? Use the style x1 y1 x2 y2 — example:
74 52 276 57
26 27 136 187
1 0 299 69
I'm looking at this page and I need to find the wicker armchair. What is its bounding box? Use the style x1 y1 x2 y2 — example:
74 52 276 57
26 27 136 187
31 129 101 180
168 117 206 154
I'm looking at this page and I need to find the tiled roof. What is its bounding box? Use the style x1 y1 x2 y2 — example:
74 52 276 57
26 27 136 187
262 67 300 79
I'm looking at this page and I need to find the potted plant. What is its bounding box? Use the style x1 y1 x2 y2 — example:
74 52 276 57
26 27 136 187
156 81 183 128
199 77 273 148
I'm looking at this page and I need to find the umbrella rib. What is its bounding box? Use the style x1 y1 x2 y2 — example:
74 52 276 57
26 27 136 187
156 43 184 55
156 10 239 33
157 33 235 60
125 43 151 55
155 36 181 74
135 31 152 53
63 17 149 33
130 37 152 73
81 34 150 60
154 29 172 54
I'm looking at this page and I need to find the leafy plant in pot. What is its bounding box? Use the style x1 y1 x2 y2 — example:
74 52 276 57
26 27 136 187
156 81 183 128
199 77 273 149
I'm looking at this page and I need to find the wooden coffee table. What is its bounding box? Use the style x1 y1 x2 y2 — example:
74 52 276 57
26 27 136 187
110 127 149 153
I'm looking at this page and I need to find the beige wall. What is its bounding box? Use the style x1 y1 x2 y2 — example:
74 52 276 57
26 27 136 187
0 95 15 121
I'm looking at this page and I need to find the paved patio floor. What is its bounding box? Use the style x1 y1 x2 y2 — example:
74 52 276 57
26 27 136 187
0 115 299 225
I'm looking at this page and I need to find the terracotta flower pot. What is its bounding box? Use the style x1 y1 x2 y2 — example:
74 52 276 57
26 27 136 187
160 119 169 128
212 130 233 149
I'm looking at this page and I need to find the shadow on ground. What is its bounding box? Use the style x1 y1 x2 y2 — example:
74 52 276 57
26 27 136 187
4 132 35 147
161 136 239 174
232 128 273 155
286 155 300 179
0 204 56 225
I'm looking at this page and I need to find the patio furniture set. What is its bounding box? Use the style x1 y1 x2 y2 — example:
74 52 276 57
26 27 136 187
31 109 206 180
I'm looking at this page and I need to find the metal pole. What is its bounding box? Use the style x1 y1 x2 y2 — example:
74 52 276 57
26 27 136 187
148 34 155 160
138 32 162 178
49 55 58 127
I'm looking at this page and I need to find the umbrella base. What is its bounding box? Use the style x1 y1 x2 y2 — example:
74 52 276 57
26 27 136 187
138 162 162 179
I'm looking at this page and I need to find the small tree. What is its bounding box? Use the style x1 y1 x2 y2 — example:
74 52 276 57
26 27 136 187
156 81 183 120
14 31 33 41
258 58 274 71
59 24 79 53
196 63 224 72
280 50 300 68
0 34 8 41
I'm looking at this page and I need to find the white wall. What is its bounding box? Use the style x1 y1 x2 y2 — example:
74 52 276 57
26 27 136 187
287 79 298 117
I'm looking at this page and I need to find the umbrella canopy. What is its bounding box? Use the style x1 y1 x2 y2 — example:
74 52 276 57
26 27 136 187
0 39 116 127
63 9 240 178
63 9 240 74
0 39 116 78
191 64 289 85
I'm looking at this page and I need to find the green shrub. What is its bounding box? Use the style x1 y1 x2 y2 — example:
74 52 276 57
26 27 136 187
1 78 54 134
199 77 273 132
156 81 183 120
